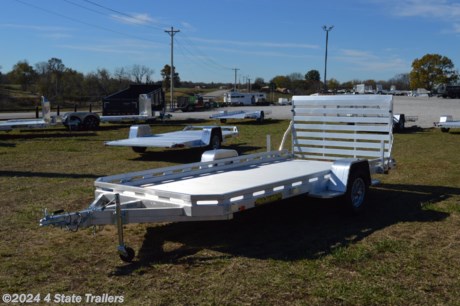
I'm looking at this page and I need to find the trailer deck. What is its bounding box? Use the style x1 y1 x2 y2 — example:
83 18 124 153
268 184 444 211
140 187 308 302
40 94 395 262
105 125 238 151
210 110 270 123
0 97 54 131
434 115 460 132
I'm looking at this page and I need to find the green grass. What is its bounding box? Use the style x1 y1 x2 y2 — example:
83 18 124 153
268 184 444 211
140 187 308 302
1 121 460 305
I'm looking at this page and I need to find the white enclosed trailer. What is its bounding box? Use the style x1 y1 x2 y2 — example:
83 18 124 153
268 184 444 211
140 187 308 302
105 125 239 153
40 95 395 262
223 91 267 105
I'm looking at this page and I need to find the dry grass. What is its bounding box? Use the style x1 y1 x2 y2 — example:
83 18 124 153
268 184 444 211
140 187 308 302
0 120 459 305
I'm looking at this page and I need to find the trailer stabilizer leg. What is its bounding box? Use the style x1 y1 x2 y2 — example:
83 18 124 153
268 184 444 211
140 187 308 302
115 194 135 262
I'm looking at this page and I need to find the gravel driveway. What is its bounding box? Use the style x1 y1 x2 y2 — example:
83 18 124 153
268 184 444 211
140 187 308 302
1 96 458 129
172 96 460 128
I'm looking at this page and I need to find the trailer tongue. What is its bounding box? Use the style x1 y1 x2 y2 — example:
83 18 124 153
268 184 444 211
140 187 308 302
40 95 395 262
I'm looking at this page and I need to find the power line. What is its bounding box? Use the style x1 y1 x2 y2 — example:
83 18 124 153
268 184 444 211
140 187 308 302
81 0 167 31
13 0 156 43
80 0 235 75
178 32 233 70
14 0 235 81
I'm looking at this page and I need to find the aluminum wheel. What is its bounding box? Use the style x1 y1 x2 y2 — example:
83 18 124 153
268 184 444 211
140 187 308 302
350 177 366 209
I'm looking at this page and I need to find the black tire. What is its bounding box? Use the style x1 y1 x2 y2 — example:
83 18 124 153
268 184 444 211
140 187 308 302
395 115 405 132
220 119 227 123
132 146 147 154
209 134 221 149
119 247 135 263
83 115 100 130
186 105 194 112
344 169 369 213
441 128 450 133
256 111 265 124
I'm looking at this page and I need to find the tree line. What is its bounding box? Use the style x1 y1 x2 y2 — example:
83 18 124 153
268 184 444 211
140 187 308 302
0 53 457 105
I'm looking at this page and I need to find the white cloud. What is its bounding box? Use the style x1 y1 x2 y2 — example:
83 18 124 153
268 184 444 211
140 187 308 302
57 39 163 55
337 48 409 73
111 13 154 25
0 23 72 40
180 21 196 32
372 0 460 22
340 49 377 59
453 23 460 33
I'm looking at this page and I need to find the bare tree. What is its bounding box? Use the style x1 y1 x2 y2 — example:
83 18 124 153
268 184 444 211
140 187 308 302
130 64 154 83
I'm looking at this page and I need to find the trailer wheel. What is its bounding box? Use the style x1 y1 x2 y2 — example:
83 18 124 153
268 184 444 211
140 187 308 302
83 115 100 130
209 134 221 149
119 246 135 263
344 169 369 213
256 111 265 124
441 128 450 133
132 146 147 154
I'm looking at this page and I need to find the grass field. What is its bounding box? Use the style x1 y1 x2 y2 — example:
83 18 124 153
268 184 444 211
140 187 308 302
0 119 459 305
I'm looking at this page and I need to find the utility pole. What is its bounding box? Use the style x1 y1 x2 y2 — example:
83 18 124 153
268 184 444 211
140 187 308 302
322 25 333 93
165 26 180 111
232 68 239 91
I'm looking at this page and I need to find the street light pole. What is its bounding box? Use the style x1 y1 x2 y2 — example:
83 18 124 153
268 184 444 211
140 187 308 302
323 25 334 93
232 68 239 91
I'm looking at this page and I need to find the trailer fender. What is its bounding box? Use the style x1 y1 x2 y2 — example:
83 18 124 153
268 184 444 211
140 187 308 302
327 159 371 193
201 127 222 149
128 125 152 138
201 149 238 162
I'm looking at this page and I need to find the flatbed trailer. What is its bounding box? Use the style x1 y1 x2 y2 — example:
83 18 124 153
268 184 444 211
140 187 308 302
40 95 395 262
434 115 460 132
62 94 167 130
0 97 55 131
210 110 271 123
105 125 239 153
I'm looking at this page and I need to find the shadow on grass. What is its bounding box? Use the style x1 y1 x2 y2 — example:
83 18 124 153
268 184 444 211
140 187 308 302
213 119 283 126
113 183 455 275
0 142 16 147
0 131 97 140
0 170 101 179
395 125 428 134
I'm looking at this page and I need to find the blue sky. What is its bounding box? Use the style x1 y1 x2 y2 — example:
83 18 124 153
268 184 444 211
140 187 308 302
1 0 460 84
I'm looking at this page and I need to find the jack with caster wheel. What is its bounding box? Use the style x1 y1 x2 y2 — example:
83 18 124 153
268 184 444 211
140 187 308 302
115 194 135 262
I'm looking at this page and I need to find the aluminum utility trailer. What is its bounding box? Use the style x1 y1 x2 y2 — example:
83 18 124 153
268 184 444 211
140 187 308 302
210 110 271 123
434 115 460 132
105 125 239 153
62 94 167 130
0 96 55 131
40 95 395 262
